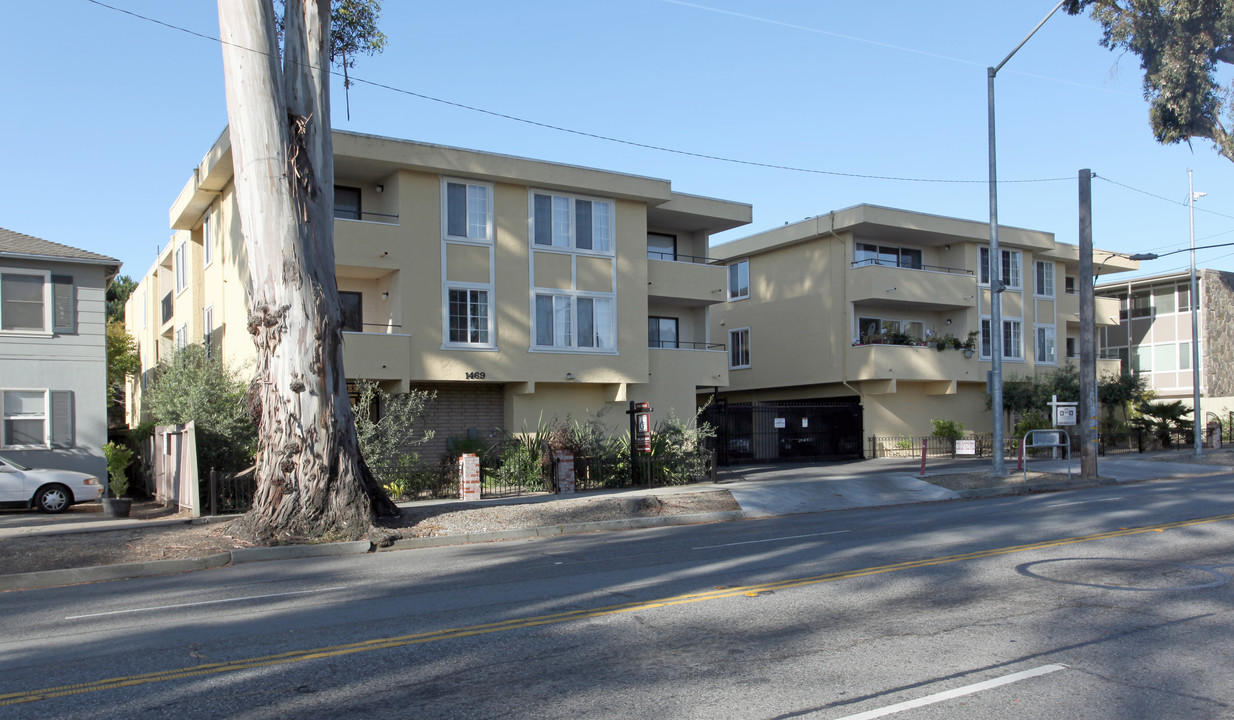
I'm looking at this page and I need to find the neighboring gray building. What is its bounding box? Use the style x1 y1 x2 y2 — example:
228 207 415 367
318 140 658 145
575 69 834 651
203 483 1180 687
0 228 119 478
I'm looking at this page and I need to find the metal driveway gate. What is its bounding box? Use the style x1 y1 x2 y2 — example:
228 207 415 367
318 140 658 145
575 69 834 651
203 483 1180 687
704 398 864 465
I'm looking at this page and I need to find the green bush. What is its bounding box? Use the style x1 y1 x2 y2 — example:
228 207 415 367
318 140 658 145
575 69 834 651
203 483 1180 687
930 418 964 442
102 441 134 497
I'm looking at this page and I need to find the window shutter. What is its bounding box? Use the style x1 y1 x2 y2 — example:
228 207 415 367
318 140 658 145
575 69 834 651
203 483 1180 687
50 391 74 447
52 275 75 333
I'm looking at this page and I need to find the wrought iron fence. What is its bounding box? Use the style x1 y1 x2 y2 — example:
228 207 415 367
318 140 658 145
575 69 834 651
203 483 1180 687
204 467 256 515
871 428 1218 462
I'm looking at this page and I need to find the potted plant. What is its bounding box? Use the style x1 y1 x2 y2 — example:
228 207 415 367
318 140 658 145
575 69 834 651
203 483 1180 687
962 330 979 358
102 441 134 518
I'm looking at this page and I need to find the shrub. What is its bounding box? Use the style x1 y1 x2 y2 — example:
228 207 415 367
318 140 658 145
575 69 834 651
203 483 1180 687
102 441 134 497
352 381 435 467
930 418 964 442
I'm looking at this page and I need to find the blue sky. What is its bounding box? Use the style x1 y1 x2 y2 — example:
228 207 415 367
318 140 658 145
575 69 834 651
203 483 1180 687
4 0 1233 283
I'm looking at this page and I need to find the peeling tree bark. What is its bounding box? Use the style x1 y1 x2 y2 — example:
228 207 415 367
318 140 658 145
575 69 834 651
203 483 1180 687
218 0 397 542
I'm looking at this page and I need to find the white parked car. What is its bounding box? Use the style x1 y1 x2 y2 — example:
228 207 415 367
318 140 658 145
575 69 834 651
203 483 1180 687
0 454 104 513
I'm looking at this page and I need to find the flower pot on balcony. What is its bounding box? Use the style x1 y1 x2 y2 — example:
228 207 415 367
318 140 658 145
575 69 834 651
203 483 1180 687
963 349 975 359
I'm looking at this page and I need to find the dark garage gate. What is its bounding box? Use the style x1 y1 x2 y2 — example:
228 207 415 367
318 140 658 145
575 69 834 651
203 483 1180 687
702 398 864 465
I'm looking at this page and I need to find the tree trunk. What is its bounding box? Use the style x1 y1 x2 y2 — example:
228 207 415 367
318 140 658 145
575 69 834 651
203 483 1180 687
218 0 397 543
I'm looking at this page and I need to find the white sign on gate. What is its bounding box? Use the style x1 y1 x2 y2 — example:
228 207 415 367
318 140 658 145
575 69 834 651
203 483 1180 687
955 439 976 455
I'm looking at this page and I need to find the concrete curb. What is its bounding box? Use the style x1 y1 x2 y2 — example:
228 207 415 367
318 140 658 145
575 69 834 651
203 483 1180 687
0 553 232 592
230 540 373 564
382 510 747 550
954 476 1119 499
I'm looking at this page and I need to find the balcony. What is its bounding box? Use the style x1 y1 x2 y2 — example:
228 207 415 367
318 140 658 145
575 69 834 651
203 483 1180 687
161 292 173 326
848 261 977 310
649 345 729 388
647 256 727 306
847 343 978 383
1059 293 1121 327
334 217 405 269
342 330 411 390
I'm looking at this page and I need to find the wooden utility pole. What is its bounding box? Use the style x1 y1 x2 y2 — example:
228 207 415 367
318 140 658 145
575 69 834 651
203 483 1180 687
1079 169 1099 479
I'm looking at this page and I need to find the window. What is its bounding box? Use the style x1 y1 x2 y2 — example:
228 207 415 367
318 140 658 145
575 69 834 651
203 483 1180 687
1179 283 1198 312
1035 325 1056 363
1065 276 1077 295
1180 341 1193 370
1154 343 1176 372
531 192 613 252
729 328 750 368
2 389 73 449
1133 346 1152 372
1 270 49 333
445 180 493 242
648 316 679 349
1066 337 1077 359
1153 285 1175 314
728 260 749 301
981 317 1023 359
979 248 1022 289
51 275 73 333
534 294 614 350
447 288 490 345
854 243 923 269
174 243 187 295
334 185 362 220
202 209 213 267
1128 290 1152 318
1035 261 1055 297
339 291 363 332
175 323 187 350
648 233 677 261
203 306 214 359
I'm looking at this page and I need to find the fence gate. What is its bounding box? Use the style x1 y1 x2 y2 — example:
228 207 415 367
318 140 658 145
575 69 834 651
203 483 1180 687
703 398 863 465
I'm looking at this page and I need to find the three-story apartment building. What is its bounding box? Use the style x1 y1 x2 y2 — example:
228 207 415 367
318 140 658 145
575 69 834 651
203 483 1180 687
708 205 1135 461
126 130 751 459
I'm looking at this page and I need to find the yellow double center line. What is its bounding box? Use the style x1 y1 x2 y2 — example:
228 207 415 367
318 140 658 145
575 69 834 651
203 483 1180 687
5 511 1233 707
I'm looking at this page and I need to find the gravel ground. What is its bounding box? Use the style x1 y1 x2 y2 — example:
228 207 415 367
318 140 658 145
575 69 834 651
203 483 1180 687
0 491 740 577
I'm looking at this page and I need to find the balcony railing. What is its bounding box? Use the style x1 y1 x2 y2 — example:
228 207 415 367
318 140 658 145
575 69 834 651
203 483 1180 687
342 322 403 333
649 251 716 264
161 292 173 325
850 258 973 276
334 209 399 224
649 341 725 350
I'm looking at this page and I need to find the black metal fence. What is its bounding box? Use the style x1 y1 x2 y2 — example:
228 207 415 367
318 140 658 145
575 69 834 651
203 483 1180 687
204 467 256 515
870 426 1224 462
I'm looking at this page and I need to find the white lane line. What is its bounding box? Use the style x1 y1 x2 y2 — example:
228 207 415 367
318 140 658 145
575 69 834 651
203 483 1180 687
832 664 1067 720
66 587 348 620
692 530 850 550
1043 497 1123 508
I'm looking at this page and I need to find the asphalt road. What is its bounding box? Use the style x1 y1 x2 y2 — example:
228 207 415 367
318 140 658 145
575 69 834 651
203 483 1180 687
3 471 1234 719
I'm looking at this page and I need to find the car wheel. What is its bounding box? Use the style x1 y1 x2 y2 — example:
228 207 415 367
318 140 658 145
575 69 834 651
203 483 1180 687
34 485 71 514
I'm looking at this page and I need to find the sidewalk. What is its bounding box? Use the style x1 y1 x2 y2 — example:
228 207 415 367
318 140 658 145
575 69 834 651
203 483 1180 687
2 449 1230 591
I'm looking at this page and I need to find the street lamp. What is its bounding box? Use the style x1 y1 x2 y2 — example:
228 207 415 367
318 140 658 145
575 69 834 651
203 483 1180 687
988 1 1067 475
1128 169 1206 457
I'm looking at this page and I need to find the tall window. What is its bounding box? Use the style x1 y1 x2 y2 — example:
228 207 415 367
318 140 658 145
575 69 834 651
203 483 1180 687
648 233 677 261
1180 341 1193 370
1035 325 1056 363
728 260 749 301
445 180 492 241
980 248 1022 289
534 294 614 350
648 316 679 349
202 209 213 267
729 328 750 368
174 243 187 295
1065 275 1077 295
334 185 362 220
203 306 214 359
339 291 363 332
532 192 613 252
1035 261 1054 297
447 288 490 345
1066 337 1078 359
981 318 1023 359
0 270 48 333
175 323 188 349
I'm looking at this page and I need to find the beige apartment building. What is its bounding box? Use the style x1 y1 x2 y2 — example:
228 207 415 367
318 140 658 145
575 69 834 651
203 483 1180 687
1097 268 1234 421
707 205 1136 460
126 130 751 459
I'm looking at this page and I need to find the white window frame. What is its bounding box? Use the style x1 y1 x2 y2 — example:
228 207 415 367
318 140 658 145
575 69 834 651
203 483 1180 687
444 285 494 349
175 323 188 350
728 259 750 301
202 208 213 268
203 305 214 358
1035 261 1054 298
529 190 615 254
0 267 52 335
442 178 494 244
979 247 1022 290
981 316 1024 360
532 292 615 353
174 242 188 295
1035 324 1056 364
729 327 750 369
2 389 47 449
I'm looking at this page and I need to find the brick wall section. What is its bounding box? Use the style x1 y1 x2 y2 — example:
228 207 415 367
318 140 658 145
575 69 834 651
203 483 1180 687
409 382 506 463
1203 270 1234 398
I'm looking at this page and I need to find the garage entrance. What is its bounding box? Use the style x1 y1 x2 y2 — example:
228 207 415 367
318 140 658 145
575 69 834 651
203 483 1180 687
702 398 864 465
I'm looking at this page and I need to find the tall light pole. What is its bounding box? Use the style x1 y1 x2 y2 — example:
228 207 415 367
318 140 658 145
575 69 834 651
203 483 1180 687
988 1 1066 475
1188 169 1205 457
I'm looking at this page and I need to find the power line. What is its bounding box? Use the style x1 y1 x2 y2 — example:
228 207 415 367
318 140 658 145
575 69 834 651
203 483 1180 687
84 0 1071 186
1095 174 1234 222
